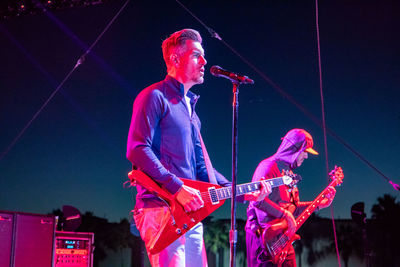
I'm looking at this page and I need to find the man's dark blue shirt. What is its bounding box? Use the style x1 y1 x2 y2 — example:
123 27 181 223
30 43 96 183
127 75 230 208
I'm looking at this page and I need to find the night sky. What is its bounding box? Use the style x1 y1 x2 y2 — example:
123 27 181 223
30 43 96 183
1 0 399 223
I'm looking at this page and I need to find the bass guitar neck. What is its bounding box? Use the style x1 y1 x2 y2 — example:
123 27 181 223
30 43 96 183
262 166 344 266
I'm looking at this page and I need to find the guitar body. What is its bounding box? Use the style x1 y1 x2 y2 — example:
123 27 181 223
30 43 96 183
129 170 226 254
181 178 226 223
262 219 300 266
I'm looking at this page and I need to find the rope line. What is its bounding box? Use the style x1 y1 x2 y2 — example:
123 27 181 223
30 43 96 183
173 0 399 190
0 0 131 162
314 1 341 264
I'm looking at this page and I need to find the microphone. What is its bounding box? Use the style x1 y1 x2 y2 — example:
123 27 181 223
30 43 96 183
210 65 254 84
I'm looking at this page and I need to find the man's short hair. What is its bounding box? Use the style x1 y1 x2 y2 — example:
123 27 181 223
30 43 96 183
162 29 202 69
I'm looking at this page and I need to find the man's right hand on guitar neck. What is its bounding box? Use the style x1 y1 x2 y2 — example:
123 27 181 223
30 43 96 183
175 185 205 213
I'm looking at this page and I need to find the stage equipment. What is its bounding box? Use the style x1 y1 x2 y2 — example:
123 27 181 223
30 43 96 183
0 211 14 267
209 65 256 266
62 205 82 232
54 231 94 267
210 65 254 84
351 202 366 225
0 210 56 267
351 202 373 267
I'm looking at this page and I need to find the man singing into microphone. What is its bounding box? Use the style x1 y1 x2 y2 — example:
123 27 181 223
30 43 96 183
127 29 271 266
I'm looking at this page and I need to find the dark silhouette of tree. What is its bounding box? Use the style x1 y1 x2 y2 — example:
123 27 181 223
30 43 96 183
78 213 139 267
236 218 248 267
328 222 363 267
369 194 400 266
204 217 229 267
203 218 247 267
297 214 330 265
296 194 400 266
297 214 363 267
294 239 303 267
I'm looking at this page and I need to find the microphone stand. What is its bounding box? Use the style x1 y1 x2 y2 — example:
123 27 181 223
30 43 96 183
210 65 253 267
230 82 239 267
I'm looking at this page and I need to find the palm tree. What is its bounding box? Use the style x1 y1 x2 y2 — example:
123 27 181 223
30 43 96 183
294 240 303 267
331 222 363 267
204 217 229 267
298 214 363 267
236 218 248 267
203 218 247 267
297 214 329 265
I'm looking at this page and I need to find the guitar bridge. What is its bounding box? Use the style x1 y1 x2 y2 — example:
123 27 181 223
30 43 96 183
208 187 219 205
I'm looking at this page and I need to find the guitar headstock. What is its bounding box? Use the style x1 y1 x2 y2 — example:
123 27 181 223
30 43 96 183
282 170 302 187
329 166 344 187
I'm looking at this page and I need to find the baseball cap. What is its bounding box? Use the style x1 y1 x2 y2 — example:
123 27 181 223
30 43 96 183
302 130 319 155
283 129 319 155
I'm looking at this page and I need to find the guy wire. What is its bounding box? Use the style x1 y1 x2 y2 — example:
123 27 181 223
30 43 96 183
174 0 399 190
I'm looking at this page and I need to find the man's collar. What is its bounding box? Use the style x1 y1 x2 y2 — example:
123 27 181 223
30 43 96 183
165 75 185 95
165 75 199 103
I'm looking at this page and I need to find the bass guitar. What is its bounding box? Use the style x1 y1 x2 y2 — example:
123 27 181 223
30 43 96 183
262 166 344 266
128 169 299 254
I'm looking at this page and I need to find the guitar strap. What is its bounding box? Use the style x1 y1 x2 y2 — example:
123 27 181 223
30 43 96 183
282 169 300 207
193 124 218 185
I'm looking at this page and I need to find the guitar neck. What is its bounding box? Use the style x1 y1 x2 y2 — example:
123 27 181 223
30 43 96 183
216 176 288 201
264 166 343 264
270 179 338 253
295 178 338 231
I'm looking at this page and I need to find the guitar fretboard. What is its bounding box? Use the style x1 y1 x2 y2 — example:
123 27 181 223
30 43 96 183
270 185 331 254
294 176 341 230
215 177 288 201
268 167 343 257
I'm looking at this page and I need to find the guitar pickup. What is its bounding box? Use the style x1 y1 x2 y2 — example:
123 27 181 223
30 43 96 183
208 187 219 205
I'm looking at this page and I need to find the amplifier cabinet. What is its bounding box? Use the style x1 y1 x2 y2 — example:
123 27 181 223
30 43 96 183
0 211 14 267
0 210 56 267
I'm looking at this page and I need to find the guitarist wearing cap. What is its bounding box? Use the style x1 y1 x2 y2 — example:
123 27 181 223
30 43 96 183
245 129 337 267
